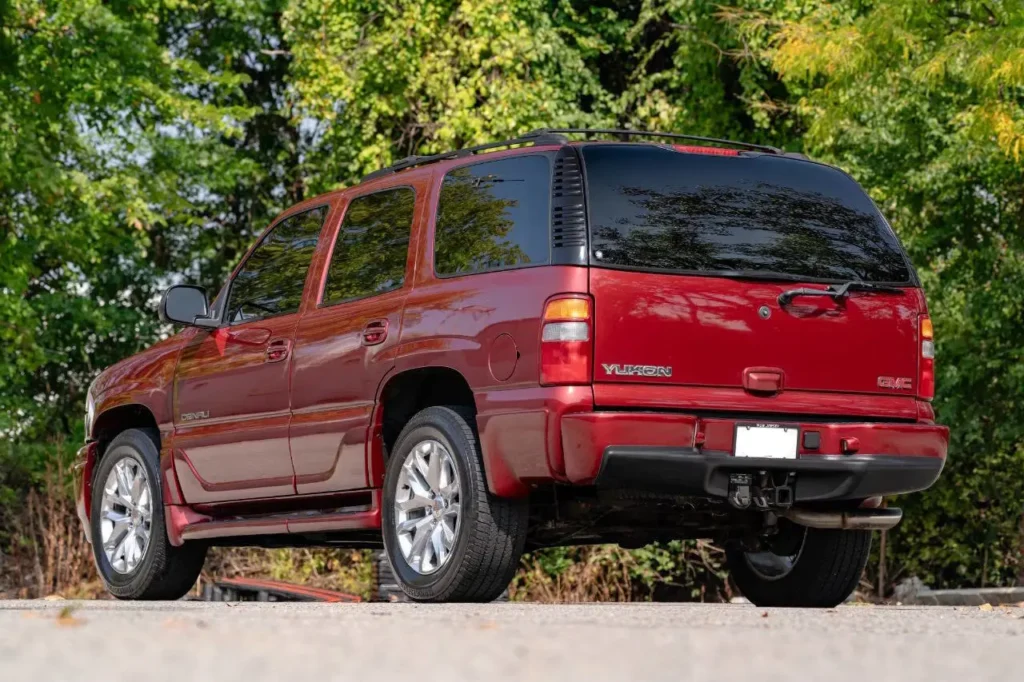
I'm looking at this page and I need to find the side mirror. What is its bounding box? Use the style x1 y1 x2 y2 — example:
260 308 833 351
159 285 217 328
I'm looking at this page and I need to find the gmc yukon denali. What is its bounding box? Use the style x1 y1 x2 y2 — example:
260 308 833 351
75 129 948 606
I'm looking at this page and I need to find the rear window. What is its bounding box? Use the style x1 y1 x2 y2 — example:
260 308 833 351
582 145 912 283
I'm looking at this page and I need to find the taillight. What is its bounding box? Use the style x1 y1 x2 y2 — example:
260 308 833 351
919 316 935 400
540 296 592 385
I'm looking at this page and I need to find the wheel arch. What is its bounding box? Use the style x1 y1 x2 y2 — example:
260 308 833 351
81 405 159 519
92 403 159 449
376 365 476 462
372 365 528 498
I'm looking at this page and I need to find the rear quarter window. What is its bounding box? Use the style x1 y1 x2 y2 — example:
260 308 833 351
582 145 912 284
433 155 551 277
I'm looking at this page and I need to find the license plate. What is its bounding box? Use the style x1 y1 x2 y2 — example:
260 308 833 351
734 424 799 459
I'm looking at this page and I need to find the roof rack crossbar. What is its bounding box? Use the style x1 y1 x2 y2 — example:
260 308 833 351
360 131 568 182
526 128 783 155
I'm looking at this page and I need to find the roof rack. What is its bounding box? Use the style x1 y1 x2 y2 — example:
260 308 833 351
527 128 783 155
358 127 783 183
360 131 568 182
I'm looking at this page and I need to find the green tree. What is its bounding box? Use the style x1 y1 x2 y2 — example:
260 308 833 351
0 1 298 439
745 0 1024 587
281 0 612 186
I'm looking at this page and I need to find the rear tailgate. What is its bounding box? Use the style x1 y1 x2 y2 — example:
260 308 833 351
581 144 924 408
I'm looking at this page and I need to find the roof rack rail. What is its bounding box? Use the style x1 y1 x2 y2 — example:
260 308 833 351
526 128 783 155
360 131 568 183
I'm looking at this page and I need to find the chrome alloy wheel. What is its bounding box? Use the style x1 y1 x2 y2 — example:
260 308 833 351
394 439 462 575
99 457 153 574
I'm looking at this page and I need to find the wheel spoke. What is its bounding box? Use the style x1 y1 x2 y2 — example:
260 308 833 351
430 524 446 566
414 447 431 482
440 517 455 547
130 467 145 502
111 528 132 566
115 462 133 503
404 460 431 497
397 490 433 513
102 491 128 511
102 508 130 524
425 445 442 492
103 517 131 550
408 521 432 570
397 516 431 535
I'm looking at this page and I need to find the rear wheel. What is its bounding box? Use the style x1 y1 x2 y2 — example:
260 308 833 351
727 521 871 608
90 428 207 600
381 406 527 602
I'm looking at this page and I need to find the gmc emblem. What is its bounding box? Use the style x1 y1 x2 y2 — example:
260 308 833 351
877 376 913 390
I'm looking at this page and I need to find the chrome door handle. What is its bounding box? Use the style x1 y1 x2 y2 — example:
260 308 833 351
361 319 389 346
265 339 291 363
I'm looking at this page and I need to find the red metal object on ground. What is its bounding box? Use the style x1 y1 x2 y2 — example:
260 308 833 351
200 578 361 603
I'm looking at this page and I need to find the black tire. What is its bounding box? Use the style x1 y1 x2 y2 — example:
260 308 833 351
90 428 207 600
727 524 872 608
381 406 527 602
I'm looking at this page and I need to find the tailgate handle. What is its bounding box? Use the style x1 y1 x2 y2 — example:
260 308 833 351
743 367 784 394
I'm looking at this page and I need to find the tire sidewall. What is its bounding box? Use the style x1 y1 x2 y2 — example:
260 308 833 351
89 429 165 592
727 526 872 607
381 410 479 597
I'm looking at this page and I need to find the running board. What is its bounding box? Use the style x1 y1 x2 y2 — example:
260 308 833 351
783 507 902 530
167 490 382 545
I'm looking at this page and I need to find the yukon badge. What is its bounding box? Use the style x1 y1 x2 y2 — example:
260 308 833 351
877 376 913 390
602 363 673 378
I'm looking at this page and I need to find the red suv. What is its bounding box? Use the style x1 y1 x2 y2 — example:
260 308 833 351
76 129 948 606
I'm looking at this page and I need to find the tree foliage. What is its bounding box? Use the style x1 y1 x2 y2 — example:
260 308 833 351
745 0 1024 587
2 0 1023 591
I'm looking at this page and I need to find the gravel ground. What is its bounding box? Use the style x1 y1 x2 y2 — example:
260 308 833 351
2 600 1022 681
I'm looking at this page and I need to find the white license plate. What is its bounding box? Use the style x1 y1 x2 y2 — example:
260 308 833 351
734 424 799 459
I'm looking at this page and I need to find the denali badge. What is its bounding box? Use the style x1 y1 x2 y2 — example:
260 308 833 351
602 363 673 378
877 376 913 390
181 410 210 422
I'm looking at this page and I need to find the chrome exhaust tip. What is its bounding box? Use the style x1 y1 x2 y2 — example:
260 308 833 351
783 507 902 531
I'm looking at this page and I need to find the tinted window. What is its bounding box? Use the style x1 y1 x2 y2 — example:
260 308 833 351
434 155 551 276
226 206 326 323
583 145 912 283
322 188 415 303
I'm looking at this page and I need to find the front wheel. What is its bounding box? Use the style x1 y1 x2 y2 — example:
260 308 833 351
381 406 527 602
727 521 871 608
90 428 207 600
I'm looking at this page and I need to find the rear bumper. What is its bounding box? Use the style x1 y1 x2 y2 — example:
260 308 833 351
595 448 944 502
561 411 948 502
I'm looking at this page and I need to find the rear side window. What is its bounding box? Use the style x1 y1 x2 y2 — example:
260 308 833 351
434 155 551 276
322 187 415 304
226 206 327 323
582 145 912 283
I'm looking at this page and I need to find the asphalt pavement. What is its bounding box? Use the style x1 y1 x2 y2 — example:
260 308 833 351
1 600 1021 681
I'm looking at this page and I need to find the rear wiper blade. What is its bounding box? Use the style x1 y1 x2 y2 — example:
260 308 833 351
778 281 905 306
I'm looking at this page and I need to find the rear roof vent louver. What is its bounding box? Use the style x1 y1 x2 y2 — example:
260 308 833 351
550 147 587 265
